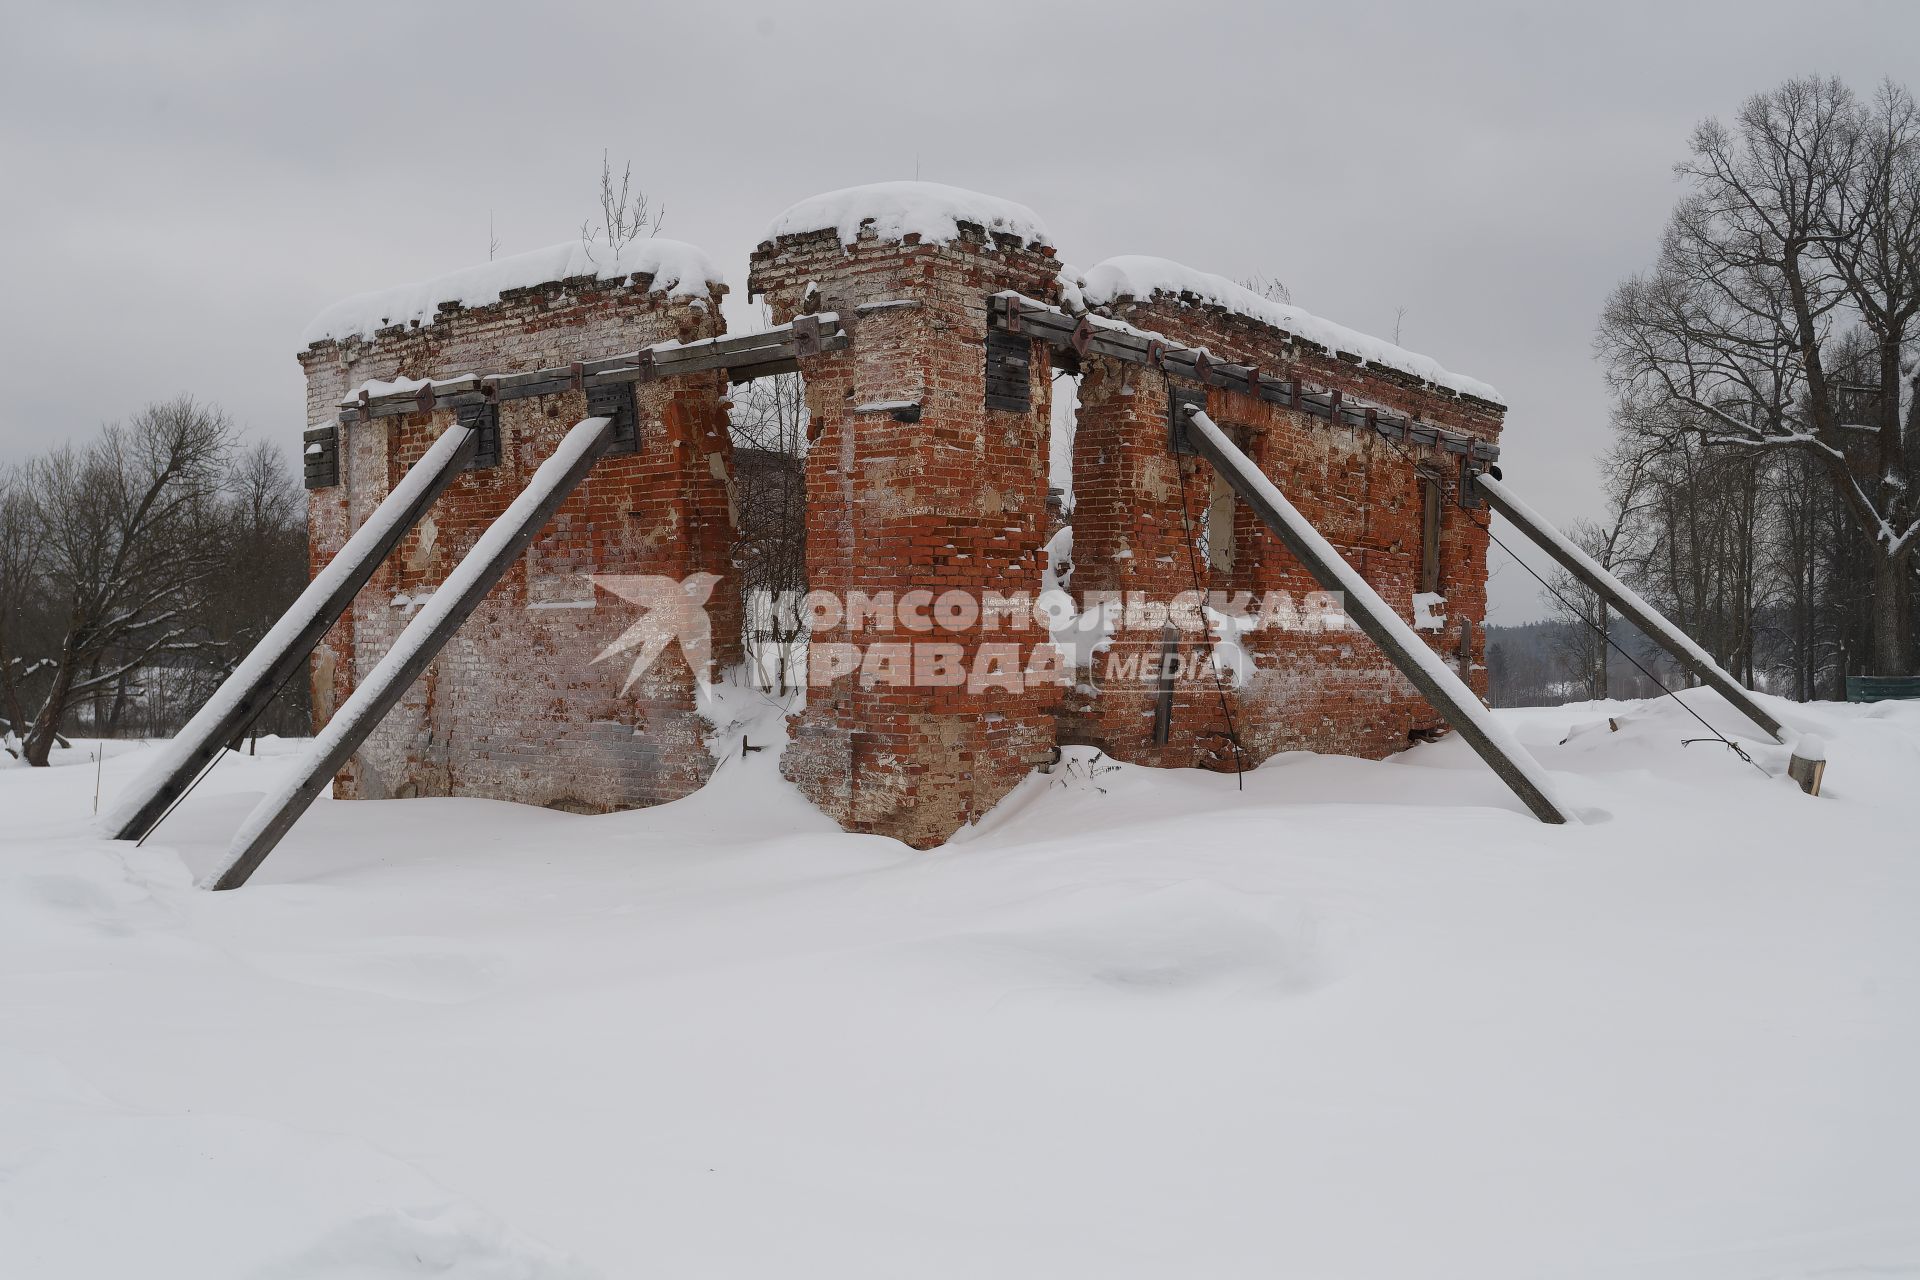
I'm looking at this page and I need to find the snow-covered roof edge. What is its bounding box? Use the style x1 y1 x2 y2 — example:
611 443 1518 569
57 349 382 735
764 181 1051 251
301 238 726 349
1075 256 1503 406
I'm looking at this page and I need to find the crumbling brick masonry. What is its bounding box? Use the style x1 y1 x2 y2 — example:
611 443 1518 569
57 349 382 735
300 182 1505 847
301 243 739 813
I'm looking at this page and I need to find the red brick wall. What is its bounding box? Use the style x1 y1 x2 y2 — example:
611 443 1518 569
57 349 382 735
748 225 1063 848
300 273 739 812
300 193 1507 844
1063 294 1502 769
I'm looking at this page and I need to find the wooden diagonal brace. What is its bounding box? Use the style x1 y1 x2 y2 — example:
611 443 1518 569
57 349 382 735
1183 406 1572 825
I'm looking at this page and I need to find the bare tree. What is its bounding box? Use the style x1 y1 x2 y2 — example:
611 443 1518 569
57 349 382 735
194 439 311 743
0 466 47 756
1542 440 1656 700
729 371 808 692
1599 76 1920 675
1766 449 1840 699
581 151 665 264
17 397 235 765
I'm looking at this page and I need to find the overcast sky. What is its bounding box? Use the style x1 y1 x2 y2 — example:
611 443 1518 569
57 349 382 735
4 0 1915 620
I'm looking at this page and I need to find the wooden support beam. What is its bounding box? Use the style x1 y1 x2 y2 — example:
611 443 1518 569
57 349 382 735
1474 471 1786 745
207 416 618 890
107 422 479 843
1183 407 1572 825
333 317 848 424
1151 622 1178 745
990 294 1501 465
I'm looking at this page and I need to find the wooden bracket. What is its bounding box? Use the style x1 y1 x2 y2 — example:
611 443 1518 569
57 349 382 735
792 314 822 359
985 331 1032 413
587 381 638 455
302 426 339 490
1168 387 1205 455
456 401 501 469
1458 452 1485 509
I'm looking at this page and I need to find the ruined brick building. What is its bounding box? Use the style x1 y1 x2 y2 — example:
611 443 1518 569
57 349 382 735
298 182 1508 849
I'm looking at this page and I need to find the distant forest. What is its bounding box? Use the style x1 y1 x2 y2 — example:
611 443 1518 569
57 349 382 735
1485 620 1670 708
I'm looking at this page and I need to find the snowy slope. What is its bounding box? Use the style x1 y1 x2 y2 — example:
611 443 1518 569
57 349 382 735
4 693 1919 1278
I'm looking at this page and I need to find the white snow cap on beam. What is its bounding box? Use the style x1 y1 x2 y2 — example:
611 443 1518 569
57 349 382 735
1077 256 1503 405
302 238 725 348
765 181 1052 250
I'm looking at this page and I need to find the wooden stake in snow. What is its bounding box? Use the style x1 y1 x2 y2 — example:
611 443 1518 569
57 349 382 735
1182 407 1573 825
107 422 480 843
208 417 616 890
1787 736 1827 797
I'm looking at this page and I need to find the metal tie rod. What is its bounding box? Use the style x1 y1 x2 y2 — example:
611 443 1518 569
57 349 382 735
106 422 480 843
1472 471 1784 745
1182 406 1573 825
207 416 617 890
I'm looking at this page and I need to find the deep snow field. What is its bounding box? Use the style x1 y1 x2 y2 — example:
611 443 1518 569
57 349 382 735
3 691 1918 1278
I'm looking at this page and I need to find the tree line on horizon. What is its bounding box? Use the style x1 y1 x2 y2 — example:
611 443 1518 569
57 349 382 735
1554 74 1920 699
6 91 1913 766
0 398 310 765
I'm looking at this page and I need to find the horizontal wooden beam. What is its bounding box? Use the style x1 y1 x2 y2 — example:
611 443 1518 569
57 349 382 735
335 315 848 424
991 294 1499 465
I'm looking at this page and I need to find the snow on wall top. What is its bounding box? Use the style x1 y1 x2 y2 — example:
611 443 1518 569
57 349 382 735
301 238 725 348
764 181 1052 250
1076 256 1503 405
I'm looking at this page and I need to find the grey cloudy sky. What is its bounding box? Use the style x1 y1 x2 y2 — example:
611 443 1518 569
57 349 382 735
4 0 1915 620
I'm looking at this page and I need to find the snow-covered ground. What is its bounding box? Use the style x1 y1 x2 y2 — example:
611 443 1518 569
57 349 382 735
3 691 1918 1278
